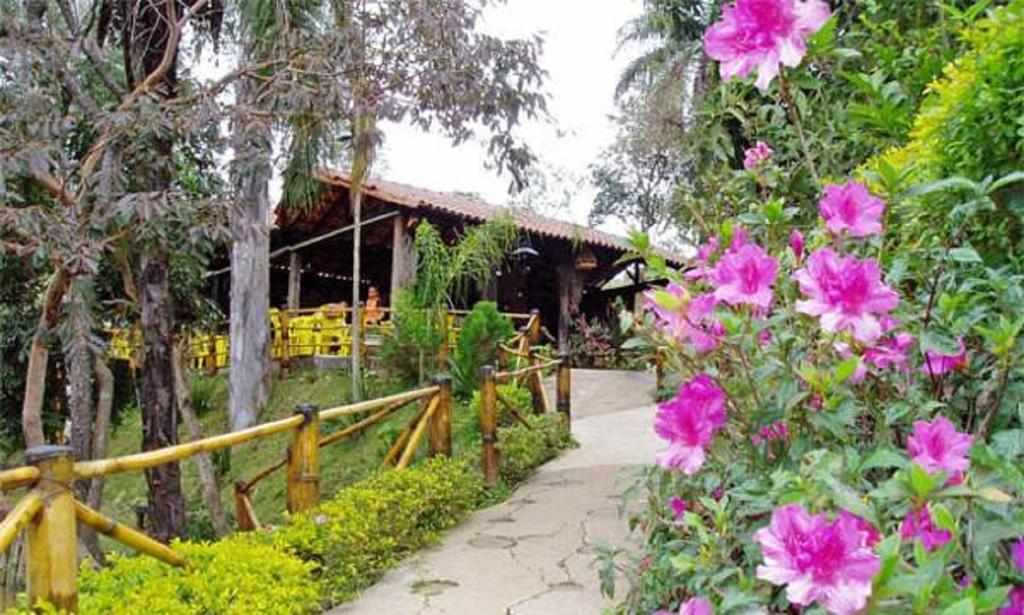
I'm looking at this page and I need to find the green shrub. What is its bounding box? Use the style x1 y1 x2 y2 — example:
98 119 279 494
497 414 576 486
66 535 320 615
452 301 514 398
469 382 534 427
380 291 445 385
273 457 483 604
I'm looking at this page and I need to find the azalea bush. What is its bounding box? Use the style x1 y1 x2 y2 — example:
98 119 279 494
602 1 1024 614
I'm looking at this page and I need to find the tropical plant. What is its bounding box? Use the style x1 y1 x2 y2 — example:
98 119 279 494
452 301 514 399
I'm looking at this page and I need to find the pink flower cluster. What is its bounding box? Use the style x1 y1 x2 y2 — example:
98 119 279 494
1002 588 1024 615
752 420 788 446
754 504 880 615
743 140 774 170
900 504 952 552
907 416 973 483
655 374 727 475
922 338 968 377
793 248 899 343
710 242 779 309
819 181 885 238
645 285 724 354
653 596 713 615
703 0 831 91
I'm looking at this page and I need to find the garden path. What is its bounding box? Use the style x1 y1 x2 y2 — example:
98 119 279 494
329 368 658 615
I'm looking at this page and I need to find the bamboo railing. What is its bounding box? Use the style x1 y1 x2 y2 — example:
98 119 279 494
480 312 571 487
0 309 567 611
0 384 452 611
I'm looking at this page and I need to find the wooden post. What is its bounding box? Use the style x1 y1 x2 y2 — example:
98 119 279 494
287 252 302 310
390 214 410 297
479 366 500 488
429 375 453 458
286 404 320 515
655 346 665 393
557 260 572 354
527 309 541 346
206 334 217 375
557 351 571 427
234 482 260 532
280 310 291 378
25 445 77 612
526 350 549 415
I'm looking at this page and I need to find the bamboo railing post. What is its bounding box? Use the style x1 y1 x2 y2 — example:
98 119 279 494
206 335 217 375
527 309 541 345
526 350 549 415
24 445 77 612
286 404 320 515
480 366 500 487
429 375 453 458
233 482 259 532
557 351 571 427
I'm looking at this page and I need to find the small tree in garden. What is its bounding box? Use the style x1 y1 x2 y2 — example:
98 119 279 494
382 220 517 384
602 1 1024 614
452 301 514 399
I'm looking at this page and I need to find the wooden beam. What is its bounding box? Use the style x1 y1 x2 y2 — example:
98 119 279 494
287 252 301 310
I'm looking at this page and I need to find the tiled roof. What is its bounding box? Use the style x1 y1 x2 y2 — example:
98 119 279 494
313 171 686 265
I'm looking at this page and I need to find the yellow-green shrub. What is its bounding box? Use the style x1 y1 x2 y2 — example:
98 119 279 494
497 414 576 486
273 457 482 604
64 535 320 615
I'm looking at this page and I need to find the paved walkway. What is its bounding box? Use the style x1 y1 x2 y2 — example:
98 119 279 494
331 369 658 615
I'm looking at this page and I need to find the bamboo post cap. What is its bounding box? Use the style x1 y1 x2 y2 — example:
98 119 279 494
294 403 319 422
529 308 540 315
558 351 570 363
431 374 452 386
480 365 494 378
25 445 73 465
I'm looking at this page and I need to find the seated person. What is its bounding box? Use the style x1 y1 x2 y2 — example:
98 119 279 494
364 286 385 325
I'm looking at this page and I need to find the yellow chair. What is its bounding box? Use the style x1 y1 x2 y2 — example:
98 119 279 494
316 308 351 357
289 315 319 357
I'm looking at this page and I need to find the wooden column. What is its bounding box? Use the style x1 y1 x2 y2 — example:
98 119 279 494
429 375 453 457
556 260 575 354
286 404 320 514
479 366 500 487
287 252 302 310
25 445 77 612
557 351 571 426
390 214 412 299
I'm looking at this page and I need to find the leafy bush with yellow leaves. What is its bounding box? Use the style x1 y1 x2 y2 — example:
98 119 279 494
23 535 321 615
497 413 576 486
272 457 482 604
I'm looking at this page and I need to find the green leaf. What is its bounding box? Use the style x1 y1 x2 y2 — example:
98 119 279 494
948 246 983 264
908 464 941 499
861 447 910 471
977 586 1012 613
940 597 975 615
833 356 862 384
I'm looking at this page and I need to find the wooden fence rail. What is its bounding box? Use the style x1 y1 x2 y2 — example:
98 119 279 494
0 309 567 611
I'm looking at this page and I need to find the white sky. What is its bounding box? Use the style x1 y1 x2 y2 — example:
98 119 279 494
375 0 642 232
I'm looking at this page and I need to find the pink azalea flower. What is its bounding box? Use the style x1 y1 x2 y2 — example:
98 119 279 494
1002 587 1024 615
744 140 774 170
655 374 727 475
729 227 749 251
907 416 973 480
900 504 953 552
818 181 886 238
645 287 723 353
754 504 880 615
864 332 916 372
686 237 721 281
921 337 968 377
710 243 779 309
790 229 805 262
703 0 831 91
1010 538 1024 573
793 248 899 343
837 509 881 548
757 328 773 347
679 597 713 615
668 496 691 522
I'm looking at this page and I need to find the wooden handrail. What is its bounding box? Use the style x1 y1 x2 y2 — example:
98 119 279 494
74 501 187 568
493 359 560 383
0 466 41 491
0 492 42 553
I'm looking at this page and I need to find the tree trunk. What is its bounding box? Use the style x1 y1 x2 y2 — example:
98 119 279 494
22 268 71 447
349 112 375 401
139 252 185 543
228 79 272 431
87 352 114 512
173 344 229 536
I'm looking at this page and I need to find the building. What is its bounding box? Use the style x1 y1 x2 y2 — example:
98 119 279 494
251 171 685 347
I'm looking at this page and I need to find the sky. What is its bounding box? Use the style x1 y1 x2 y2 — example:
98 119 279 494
374 0 643 233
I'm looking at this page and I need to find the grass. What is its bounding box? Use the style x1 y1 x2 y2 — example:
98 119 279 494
96 369 487 540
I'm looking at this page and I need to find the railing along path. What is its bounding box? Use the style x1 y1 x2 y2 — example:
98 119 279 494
0 310 570 612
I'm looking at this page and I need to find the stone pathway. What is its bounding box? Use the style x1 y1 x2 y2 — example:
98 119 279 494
330 369 658 615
